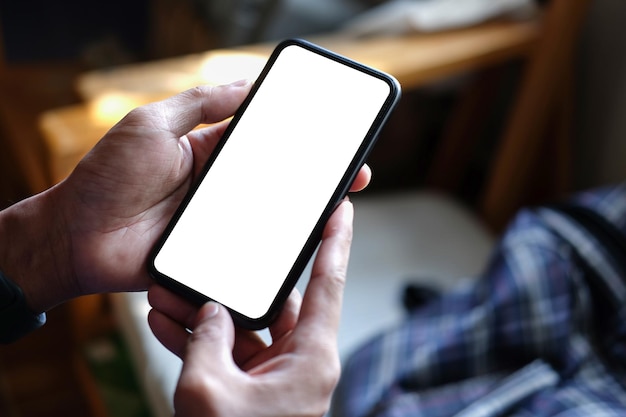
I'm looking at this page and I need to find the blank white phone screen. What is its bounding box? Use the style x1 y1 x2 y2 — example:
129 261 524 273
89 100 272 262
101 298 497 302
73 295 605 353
154 43 393 320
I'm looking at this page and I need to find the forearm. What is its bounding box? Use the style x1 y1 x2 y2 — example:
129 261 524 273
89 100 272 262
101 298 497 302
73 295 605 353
0 186 76 313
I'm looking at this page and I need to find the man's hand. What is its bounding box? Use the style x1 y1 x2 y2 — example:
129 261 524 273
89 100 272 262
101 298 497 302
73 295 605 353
148 200 354 417
0 81 370 314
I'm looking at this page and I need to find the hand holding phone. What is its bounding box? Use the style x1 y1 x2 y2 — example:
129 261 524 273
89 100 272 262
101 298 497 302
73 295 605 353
149 39 401 329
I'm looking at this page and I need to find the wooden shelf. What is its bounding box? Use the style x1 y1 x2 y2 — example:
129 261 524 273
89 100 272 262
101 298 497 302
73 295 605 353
76 19 540 100
40 18 541 186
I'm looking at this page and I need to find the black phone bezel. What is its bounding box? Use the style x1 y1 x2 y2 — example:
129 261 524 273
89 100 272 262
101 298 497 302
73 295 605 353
148 38 401 330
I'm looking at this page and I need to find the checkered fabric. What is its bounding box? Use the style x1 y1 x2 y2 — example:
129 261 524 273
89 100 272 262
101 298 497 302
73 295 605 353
332 183 626 417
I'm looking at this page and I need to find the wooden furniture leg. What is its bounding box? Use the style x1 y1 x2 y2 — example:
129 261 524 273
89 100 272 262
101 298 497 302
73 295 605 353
479 0 591 231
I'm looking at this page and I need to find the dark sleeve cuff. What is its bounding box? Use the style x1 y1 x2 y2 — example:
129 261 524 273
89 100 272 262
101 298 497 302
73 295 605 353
0 270 46 344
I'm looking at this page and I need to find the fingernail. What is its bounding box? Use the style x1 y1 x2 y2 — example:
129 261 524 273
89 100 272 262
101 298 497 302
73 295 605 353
227 79 250 87
201 301 220 319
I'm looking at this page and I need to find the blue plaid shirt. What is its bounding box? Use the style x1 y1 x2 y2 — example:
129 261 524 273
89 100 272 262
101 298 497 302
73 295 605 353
332 184 626 417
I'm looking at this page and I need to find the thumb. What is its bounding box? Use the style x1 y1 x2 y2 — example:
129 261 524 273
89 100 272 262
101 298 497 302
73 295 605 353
175 303 238 415
184 302 235 366
148 82 251 139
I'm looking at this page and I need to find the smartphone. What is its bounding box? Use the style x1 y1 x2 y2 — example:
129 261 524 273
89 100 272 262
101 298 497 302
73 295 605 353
149 39 401 329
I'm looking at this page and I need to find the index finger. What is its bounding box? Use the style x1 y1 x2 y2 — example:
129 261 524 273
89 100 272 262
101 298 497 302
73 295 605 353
349 164 371 193
296 199 353 339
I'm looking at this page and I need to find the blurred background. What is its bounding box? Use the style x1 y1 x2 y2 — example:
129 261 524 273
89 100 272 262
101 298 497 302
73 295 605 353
1 0 625 416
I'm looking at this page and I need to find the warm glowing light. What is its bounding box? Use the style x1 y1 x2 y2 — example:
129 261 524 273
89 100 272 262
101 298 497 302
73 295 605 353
199 52 267 85
90 92 145 125
85 52 268 126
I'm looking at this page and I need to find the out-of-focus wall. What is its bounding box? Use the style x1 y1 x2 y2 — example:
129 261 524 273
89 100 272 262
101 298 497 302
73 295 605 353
574 0 626 189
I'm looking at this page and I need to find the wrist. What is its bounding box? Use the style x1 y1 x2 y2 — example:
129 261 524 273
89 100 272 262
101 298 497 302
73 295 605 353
0 186 77 313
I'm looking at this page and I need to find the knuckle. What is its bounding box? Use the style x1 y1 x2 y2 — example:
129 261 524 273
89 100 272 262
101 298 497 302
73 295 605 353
184 85 210 100
298 356 342 417
119 105 150 125
302 345 342 391
318 264 348 295
320 353 342 391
